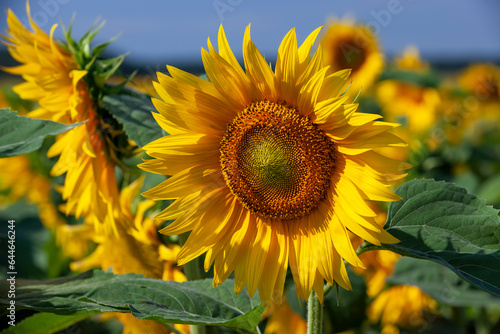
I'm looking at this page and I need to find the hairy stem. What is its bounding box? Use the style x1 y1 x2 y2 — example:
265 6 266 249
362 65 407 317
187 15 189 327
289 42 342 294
307 289 323 334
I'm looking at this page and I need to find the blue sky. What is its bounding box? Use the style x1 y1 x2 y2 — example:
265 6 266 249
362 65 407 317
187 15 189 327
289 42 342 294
1 0 499 66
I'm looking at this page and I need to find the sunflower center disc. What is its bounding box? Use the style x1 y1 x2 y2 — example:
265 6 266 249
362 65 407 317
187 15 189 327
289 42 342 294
334 38 367 71
220 101 336 220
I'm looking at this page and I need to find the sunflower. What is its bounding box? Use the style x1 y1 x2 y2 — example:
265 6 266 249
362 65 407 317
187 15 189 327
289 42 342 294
458 63 500 127
0 155 63 226
319 18 384 94
140 25 408 305
2 4 85 124
72 178 189 334
2 4 127 235
376 80 441 134
0 154 92 258
0 156 38 205
438 64 500 145
264 302 306 334
394 45 429 72
459 63 500 104
368 285 438 334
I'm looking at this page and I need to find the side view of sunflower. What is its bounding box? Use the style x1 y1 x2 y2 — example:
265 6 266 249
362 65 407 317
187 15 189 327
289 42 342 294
319 18 384 94
140 24 409 305
2 4 134 235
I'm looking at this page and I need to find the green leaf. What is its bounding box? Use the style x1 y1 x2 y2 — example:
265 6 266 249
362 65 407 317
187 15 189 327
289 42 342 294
102 94 164 147
361 179 500 296
1 270 264 333
0 109 84 157
387 257 500 307
0 311 97 334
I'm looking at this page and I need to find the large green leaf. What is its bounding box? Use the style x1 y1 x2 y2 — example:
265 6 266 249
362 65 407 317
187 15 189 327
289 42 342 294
0 108 84 157
0 270 264 333
359 179 500 296
102 94 164 147
0 311 97 334
387 257 500 307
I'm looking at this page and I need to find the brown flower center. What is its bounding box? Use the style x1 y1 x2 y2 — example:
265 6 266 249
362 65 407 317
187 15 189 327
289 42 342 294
333 37 367 72
220 101 336 220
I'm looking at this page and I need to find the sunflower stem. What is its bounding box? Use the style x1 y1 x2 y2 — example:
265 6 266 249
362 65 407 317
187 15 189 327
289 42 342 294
179 232 206 334
356 241 383 256
307 289 323 334
323 283 335 297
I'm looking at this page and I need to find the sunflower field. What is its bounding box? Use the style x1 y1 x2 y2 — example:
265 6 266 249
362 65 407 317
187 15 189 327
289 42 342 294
0 2 499 334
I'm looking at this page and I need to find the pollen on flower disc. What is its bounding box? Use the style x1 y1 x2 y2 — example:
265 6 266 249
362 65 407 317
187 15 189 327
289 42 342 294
220 101 336 220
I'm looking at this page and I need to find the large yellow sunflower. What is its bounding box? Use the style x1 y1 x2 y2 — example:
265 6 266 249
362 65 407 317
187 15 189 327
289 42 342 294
140 25 408 305
319 18 384 94
2 4 124 234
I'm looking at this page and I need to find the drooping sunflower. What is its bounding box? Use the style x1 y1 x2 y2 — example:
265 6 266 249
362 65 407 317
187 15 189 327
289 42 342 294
319 18 384 94
2 4 132 234
140 25 408 305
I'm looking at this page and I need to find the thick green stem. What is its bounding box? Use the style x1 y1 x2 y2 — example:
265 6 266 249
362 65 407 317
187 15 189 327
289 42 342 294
179 232 206 334
356 241 383 256
307 289 323 334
